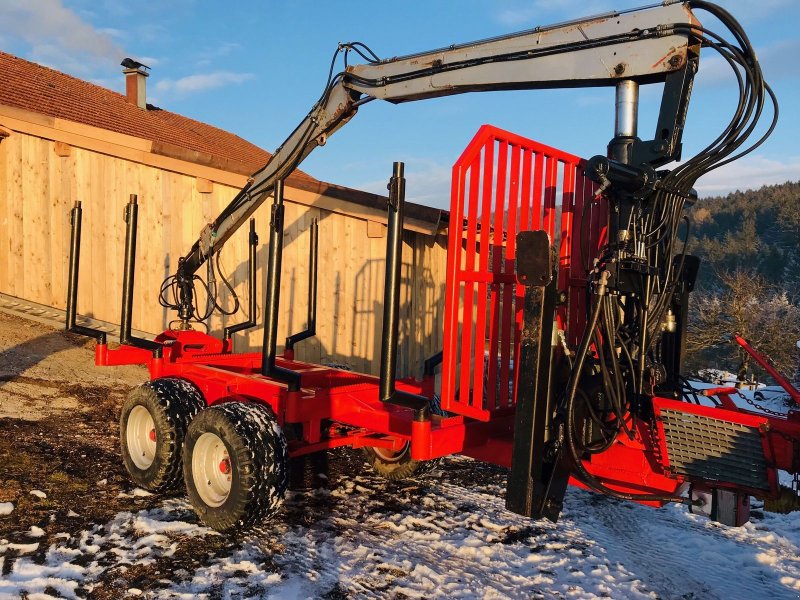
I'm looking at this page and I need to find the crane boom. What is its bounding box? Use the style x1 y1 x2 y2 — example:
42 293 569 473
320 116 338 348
179 1 699 278
84 0 785 531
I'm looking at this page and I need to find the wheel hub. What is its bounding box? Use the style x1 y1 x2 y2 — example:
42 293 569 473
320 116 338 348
192 432 233 508
127 405 157 470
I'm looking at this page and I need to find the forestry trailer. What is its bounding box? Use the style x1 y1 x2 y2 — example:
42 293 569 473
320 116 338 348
66 1 794 532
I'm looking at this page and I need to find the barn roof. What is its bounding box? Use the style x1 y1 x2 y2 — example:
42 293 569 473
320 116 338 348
0 51 445 228
0 50 316 181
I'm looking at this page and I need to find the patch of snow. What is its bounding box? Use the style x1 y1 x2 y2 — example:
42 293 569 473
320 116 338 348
29 490 47 499
3 456 800 598
117 488 153 499
0 499 208 599
28 526 45 538
1 541 40 554
97 479 107 486
66 510 79 518
689 378 795 415
0 502 13 515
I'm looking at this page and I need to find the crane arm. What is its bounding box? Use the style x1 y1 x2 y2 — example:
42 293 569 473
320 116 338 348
180 1 699 277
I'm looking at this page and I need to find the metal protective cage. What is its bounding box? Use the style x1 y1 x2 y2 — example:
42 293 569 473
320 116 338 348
441 125 604 421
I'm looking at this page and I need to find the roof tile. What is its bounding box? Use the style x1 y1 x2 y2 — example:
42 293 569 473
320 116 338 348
0 50 315 181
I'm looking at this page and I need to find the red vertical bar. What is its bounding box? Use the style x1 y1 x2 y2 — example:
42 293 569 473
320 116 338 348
458 152 483 410
567 168 588 347
471 140 495 413
586 172 608 258
532 153 544 231
557 163 576 329
510 148 533 407
498 144 520 408
519 148 532 232
570 168 586 278
442 162 468 409
558 163 575 286
486 141 507 411
543 156 557 238
505 145 521 269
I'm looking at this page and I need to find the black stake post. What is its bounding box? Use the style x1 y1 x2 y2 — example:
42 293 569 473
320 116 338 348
65 201 107 343
378 162 429 421
224 218 259 341
261 180 300 391
285 218 319 354
119 194 161 355
506 230 569 521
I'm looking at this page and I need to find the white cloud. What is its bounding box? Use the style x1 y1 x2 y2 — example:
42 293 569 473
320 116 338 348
694 39 800 89
155 71 255 96
135 56 161 68
0 0 123 74
98 27 125 41
758 39 800 81
196 43 243 67
694 155 800 197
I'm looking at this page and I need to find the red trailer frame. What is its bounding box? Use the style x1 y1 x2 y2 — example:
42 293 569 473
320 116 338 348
88 125 800 517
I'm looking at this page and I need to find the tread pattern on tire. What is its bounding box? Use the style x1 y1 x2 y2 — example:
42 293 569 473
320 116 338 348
184 401 288 533
120 377 206 492
362 394 446 481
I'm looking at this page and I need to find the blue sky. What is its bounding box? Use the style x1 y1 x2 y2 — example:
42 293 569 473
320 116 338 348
1 0 797 208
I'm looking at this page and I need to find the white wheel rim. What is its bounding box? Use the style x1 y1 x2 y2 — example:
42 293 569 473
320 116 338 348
127 405 157 470
373 442 410 464
192 432 232 507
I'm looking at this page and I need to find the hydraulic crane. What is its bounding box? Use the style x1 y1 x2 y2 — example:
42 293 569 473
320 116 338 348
65 1 789 533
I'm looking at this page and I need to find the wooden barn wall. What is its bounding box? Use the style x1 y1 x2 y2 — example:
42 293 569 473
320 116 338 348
0 131 447 378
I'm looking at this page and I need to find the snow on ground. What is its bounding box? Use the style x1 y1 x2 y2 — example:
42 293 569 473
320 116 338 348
689 376 796 416
3 456 800 599
0 504 12 516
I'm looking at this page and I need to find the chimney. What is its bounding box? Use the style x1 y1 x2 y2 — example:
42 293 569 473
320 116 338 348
121 58 150 109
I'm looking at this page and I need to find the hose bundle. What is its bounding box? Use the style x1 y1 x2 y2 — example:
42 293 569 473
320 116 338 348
564 1 778 501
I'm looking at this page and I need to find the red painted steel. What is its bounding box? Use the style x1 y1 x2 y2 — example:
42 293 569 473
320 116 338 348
94 124 800 515
441 124 601 419
734 334 800 404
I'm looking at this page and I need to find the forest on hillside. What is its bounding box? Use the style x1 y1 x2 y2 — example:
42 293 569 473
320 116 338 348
684 180 800 380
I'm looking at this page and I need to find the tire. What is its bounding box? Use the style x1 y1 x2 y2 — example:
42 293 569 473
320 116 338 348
183 401 288 533
120 378 206 491
362 394 446 481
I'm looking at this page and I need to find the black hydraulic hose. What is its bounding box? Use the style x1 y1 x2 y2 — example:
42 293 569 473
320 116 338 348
564 280 605 424
566 377 685 502
563 275 685 504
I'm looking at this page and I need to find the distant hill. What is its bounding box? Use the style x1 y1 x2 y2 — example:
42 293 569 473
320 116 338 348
687 180 800 290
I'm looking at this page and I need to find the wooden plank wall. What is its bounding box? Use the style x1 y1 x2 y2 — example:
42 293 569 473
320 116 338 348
0 131 447 378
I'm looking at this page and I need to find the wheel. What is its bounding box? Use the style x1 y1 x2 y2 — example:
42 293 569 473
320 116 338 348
362 394 445 481
120 378 206 491
183 401 288 533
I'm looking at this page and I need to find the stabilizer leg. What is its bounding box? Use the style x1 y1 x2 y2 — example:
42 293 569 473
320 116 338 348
506 231 570 521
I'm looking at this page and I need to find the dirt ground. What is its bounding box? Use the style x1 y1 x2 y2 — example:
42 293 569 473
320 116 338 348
0 311 159 596
4 311 800 599
0 311 368 598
